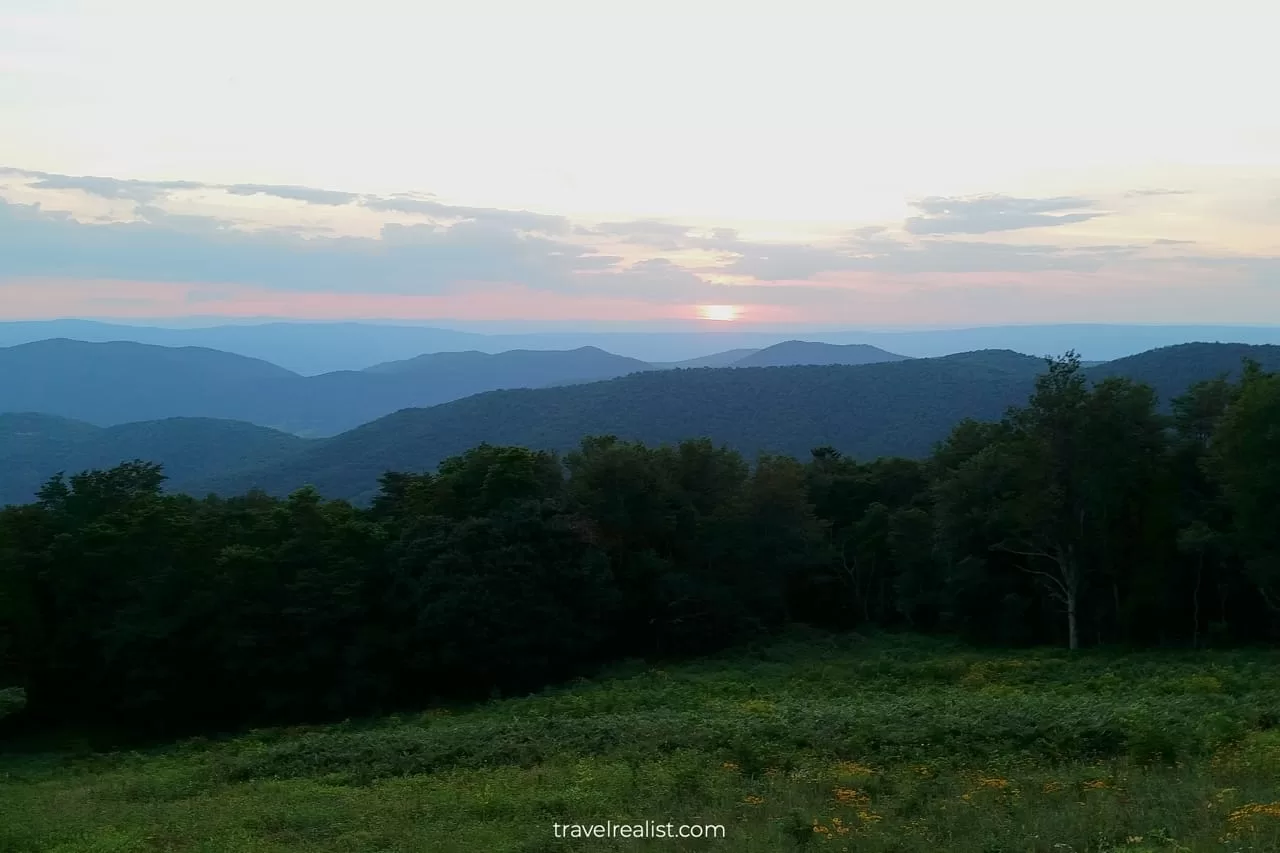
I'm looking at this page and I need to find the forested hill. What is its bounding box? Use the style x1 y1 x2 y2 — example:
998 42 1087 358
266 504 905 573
0 339 299 426
1087 342 1280 402
5 351 1280 741
202 352 1048 501
205 343 1280 502
7 343 1280 506
732 340 909 367
0 339 656 436
0 413 314 506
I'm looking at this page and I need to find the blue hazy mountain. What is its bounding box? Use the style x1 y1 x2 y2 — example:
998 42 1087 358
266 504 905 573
201 343 1280 502
0 339 653 436
8 342 1280 505
732 341 909 367
0 412 314 507
5 320 1280 373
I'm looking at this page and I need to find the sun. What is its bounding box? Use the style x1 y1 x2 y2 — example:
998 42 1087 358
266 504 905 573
697 304 741 322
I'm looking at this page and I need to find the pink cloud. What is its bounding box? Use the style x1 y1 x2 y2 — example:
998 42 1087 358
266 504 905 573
0 277 804 325
3 262 1277 328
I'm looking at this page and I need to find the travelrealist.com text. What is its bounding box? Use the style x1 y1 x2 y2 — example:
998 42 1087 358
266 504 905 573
552 822 727 840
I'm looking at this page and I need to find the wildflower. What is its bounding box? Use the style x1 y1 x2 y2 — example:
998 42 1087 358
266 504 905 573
1126 837 1144 844
834 787 867 805
722 761 739 772
1228 801 1280 823
1042 781 1062 793
978 777 1009 789
1082 779 1110 790
742 794 764 805
834 760 874 776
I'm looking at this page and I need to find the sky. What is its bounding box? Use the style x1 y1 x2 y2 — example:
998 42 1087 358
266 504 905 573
1 0 1278 328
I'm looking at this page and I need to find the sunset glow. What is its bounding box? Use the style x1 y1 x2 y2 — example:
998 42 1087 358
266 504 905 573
0 2 1277 326
697 305 741 322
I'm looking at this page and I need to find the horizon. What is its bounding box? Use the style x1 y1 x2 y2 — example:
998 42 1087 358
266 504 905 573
9 316 1280 334
3 1 1278 328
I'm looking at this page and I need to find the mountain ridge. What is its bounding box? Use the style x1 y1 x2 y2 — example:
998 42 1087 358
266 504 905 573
7 320 1280 371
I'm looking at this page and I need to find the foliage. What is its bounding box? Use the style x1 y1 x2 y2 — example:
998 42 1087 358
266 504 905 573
0 356 1278 740
5 637 1280 851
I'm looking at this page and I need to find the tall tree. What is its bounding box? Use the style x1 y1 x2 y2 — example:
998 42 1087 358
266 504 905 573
1211 362 1280 614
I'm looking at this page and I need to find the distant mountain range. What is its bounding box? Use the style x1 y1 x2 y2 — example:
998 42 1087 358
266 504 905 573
3 340 1279 507
0 340 656 436
201 349 1043 503
0 413 313 507
732 341 908 367
650 349 761 369
0 338 913 436
204 343 1280 503
4 319 1280 372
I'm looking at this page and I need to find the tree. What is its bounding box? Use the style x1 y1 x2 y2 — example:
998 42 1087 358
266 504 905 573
1211 363 1280 613
0 687 24 722
935 354 1167 649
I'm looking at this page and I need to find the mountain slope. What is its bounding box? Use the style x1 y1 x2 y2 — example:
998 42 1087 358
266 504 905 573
733 341 909 367
207 355 1042 502
0 339 300 427
934 349 1049 373
650 349 761 369
9 320 1280 369
14 343 1279 505
0 414 315 506
205 343 1280 502
365 346 652 382
1086 343 1280 403
0 340 655 436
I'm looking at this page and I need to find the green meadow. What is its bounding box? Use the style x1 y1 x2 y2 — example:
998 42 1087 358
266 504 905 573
4 634 1280 853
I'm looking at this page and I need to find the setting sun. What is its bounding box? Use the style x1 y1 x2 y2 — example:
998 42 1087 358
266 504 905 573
697 304 741 322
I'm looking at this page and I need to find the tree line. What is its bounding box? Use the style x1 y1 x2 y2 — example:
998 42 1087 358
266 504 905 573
1 353 1277 736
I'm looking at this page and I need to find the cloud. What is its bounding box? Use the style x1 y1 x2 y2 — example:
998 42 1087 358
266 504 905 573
3 167 362 207
2 168 557 221
693 228 1137 280
1127 188 1192 197
0 198 611 294
588 220 692 249
904 194 1105 235
362 196 570 234
8 169 205 203
3 167 1277 320
225 184 360 206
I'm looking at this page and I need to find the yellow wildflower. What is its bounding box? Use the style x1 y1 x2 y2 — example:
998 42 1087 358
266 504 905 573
1229 801 1280 823
742 794 764 805
834 760 874 776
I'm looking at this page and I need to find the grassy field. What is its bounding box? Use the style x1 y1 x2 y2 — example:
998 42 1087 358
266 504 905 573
4 633 1280 852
